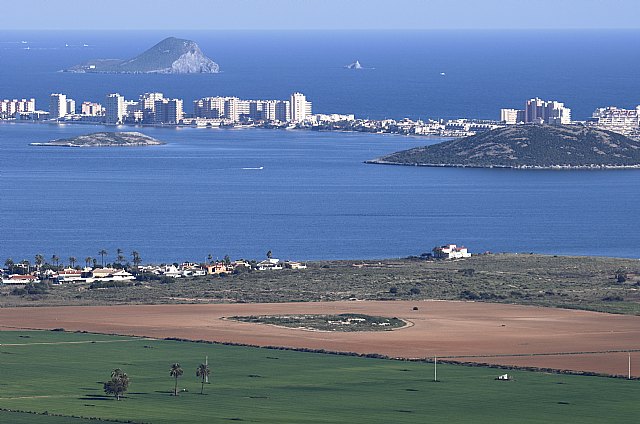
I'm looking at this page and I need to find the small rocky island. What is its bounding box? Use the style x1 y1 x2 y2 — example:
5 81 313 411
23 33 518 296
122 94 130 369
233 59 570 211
367 125 640 169
31 132 165 147
345 60 364 70
66 37 219 74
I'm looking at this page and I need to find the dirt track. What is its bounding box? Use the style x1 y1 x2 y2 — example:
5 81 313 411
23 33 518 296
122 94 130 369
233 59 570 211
0 301 638 377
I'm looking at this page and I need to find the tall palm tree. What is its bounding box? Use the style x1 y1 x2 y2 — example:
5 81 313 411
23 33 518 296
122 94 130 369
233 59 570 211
34 254 44 271
69 256 77 269
131 251 142 270
170 363 183 396
4 258 14 273
51 255 60 270
196 363 210 395
266 250 272 259
207 253 213 264
85 257 93 268
116 248 124 266
98 249 107 267
21 259 31 274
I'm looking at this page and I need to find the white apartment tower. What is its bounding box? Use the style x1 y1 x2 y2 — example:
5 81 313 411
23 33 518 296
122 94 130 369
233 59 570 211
49 93 67 120
290 92 312 122
105 93 125 124
66 99 76 115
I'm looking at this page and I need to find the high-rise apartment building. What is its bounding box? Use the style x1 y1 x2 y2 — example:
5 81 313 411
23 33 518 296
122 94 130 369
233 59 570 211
501 98 571 125
524 98 571 125
66 99 76 116
290 92 312 122
49 93 67 120
105 93 125 124
153 98 183 124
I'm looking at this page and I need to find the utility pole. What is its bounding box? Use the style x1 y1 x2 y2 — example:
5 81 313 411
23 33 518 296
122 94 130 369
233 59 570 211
434 355 438 382
205 355 209 383
629 353 631 380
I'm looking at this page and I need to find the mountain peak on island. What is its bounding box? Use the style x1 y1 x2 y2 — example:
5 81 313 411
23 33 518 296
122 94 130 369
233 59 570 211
368 125 640 169
66 37 220 74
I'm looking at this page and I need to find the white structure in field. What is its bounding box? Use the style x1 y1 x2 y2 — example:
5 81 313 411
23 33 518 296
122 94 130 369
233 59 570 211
432 244 471 259
290 92 312 122
105 93 126 124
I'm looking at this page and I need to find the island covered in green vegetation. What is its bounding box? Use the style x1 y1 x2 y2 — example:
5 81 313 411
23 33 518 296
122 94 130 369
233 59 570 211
367 125 640 169
30 131 165 147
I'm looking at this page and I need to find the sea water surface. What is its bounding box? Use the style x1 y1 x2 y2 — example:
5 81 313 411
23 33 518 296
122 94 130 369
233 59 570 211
1 123 639 262
0 30 639 261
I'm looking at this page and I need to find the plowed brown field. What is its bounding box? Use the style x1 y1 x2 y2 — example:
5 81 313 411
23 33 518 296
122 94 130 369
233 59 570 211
1 301 638 376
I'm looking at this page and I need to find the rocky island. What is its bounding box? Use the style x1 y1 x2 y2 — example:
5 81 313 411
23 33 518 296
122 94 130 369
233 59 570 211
65 37 219 74
367 125 640 169
31 132 165 147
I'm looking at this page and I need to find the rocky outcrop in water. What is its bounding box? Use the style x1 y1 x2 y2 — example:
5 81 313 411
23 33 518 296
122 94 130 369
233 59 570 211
66 37 219 74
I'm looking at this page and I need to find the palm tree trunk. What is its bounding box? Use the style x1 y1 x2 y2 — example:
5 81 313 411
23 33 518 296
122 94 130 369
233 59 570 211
201 380 204 395
174 377 178 396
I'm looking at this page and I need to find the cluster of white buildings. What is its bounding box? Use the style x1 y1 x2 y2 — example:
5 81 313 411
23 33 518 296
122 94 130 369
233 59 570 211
191 92 312 124
0 98 40 120
138 258 306 278
501 98 572 125
1 257 308 287
432 244 472 259
0 91 313 126
588 106 640 137
1 267 136 286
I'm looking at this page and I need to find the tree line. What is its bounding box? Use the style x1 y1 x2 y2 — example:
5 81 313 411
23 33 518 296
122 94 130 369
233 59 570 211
105 361 211 401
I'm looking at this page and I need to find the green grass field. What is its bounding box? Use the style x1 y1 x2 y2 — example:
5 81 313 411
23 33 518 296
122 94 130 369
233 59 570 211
0 331 638 423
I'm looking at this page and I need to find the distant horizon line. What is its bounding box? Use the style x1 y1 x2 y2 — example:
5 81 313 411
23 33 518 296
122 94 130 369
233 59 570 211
1 28 639 32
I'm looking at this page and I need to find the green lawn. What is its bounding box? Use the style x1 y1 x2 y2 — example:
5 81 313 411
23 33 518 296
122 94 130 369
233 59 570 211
0 331 637 423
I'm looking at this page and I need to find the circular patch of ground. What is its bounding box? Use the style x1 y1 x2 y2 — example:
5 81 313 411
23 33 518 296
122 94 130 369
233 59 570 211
229 313 406 332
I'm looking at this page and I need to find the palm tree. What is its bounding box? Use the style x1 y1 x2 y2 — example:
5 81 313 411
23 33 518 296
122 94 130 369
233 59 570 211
20 259 31 274
51 255 60 270
34 254 44 271
131 251 142 270
207 253 213 264
170 363 183 396
69 256 77 269
85 257 93 268
266 250 272 259
4 258 14 273
98 249 107 267
196 363 210 395
116 248 124 266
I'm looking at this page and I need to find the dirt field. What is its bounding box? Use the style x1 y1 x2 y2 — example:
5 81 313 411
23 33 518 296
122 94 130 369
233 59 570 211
0 300 638 377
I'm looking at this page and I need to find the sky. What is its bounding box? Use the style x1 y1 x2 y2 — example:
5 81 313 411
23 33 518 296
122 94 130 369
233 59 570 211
1 0 638 30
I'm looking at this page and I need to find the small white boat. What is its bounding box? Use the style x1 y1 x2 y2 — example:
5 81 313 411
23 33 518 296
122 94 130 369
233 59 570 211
242 166 264 170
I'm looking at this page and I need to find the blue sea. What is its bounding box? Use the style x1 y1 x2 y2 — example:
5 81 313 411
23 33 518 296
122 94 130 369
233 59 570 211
1 30 639 262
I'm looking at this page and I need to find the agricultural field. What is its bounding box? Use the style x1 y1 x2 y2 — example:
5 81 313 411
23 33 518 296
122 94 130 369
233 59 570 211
2 254 639 315
0 331 638 423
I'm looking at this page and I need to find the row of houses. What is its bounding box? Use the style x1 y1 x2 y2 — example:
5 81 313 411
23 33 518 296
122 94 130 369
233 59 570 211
140 258 307 278
1 257 308 286
1 267 136 285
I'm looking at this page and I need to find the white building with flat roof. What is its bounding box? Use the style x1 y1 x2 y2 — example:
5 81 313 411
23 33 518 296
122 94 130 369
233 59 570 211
290 92 312 122
49 93 67 120
105 93 125 124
